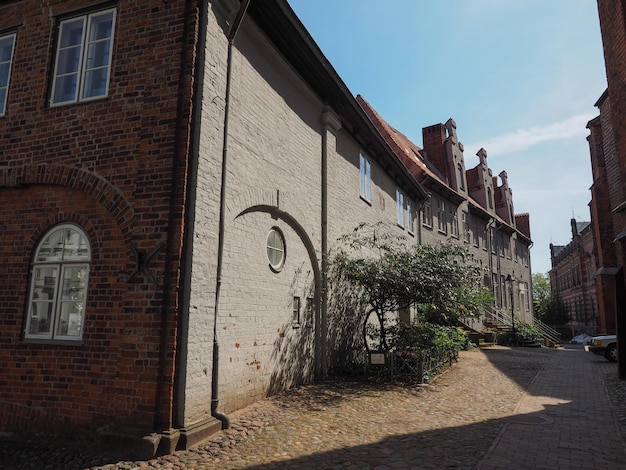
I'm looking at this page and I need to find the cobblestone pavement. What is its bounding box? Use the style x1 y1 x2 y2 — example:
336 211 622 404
2 345 624 469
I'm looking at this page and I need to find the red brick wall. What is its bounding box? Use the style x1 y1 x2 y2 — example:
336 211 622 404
0 0 197 434
422 123 449 183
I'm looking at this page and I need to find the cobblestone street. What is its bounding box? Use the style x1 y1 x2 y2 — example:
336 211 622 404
2 345 624 469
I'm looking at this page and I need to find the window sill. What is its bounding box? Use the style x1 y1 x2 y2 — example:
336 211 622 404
360 195 372 206
48 95 109 109
22 338 84 346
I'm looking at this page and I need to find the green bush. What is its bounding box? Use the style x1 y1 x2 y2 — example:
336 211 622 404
395 322 467 354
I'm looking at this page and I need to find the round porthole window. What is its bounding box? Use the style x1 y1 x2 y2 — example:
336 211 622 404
266 227 285 271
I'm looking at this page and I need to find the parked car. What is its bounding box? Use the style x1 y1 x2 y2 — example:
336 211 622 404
586 335 617 362
570 333 592 345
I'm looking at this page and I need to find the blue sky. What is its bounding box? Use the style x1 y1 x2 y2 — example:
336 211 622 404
287 0 607 275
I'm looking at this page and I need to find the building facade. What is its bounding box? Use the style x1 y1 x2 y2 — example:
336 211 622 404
0 0 533 453
593 0 626 376
549 219 599 335
358 96 534 328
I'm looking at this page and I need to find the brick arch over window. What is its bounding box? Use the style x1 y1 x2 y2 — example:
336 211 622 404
1 164 133 245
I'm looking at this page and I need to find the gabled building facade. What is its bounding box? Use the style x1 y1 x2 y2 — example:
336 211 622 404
549 219 599 335
357 96 534 328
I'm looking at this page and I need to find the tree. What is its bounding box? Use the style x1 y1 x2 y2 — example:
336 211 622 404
532 272 550 303
332 223 493 351
541 293 570 327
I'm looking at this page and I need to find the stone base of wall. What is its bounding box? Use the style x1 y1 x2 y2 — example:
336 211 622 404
178 417 223 450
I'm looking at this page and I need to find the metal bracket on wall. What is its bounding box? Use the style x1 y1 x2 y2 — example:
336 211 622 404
127 241 165 287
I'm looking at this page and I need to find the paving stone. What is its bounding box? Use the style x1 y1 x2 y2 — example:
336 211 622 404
1 345 625 469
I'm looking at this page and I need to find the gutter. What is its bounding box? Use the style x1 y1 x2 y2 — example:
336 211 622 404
211 0 252 430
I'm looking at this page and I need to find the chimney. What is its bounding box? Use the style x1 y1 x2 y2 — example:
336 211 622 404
422 123 448 181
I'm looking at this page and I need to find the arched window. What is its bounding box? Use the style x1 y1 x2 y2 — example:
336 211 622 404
487 187 493 209
25 224 91 342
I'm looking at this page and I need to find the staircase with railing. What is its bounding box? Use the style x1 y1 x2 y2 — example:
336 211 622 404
486 307 561 347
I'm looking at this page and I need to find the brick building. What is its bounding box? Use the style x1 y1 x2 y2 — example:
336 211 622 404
594 0 626 376
0 0 533 453
549 219 598 335
0 0 428 451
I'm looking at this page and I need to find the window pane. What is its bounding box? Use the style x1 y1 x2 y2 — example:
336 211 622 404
0 36 14 62
28 266 58 335
82 67 108 98
60 266 88 300
59 19 84 48
266 229 285 269
37 226 90 262
56 300 85 337
89 12 113 41
56 46 82 75
85 40 111 69
29 302 54 335
0 62 10 87
53 74 78 103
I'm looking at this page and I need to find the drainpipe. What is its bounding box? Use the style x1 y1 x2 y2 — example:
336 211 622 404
211 0 251 430
174 0 209 429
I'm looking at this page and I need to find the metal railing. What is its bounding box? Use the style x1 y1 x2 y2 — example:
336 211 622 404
366 346 460 383
531 317 561 346
488 307 561 346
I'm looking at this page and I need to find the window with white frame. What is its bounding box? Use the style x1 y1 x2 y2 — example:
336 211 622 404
0 33 16 116
462 211 470 243
422 197 433 227
396 189 405 227
25 224 91 342
359 153 371 202
51 8 116 106
450 206 459 238
407 201 413 233
437 200 446 233
472 221 480 247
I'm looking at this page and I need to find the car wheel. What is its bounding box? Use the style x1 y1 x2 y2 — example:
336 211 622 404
605 344 618 363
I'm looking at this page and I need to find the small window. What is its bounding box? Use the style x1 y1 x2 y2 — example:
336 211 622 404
266 227 285 271
50 9 116 106
396 189 405 227
450 207 459 238
487 187 493 209
292 296 301 327
25 224 91 342
360 153 371 202
422 198 433 228
407 201 413 234
462 212 470 243
0 33 16 116
437 200 447 234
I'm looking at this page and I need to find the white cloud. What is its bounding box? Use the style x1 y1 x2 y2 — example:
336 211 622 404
465 113 596 158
